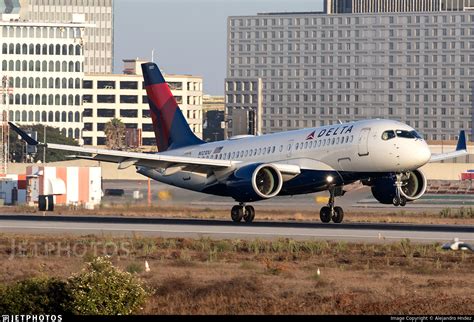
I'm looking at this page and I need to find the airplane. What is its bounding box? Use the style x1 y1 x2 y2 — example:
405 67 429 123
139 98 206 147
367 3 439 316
9 62 469 224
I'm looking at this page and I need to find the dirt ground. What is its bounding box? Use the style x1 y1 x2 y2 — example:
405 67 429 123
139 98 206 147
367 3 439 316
1 204 474 226
0 234 472 315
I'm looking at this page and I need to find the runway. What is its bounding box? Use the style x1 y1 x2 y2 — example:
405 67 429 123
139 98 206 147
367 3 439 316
0 214 472 243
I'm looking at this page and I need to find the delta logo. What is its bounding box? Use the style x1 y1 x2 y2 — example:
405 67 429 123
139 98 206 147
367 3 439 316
305 131 315 140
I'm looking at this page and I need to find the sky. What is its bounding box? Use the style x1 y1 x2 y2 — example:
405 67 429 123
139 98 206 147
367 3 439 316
114 0 324 95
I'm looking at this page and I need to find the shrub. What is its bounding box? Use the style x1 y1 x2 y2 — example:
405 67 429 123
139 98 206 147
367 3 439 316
68 256 148 315
0 277 71 314
126 262 144 274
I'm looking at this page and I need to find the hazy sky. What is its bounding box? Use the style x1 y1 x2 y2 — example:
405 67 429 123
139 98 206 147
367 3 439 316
114 0 324 95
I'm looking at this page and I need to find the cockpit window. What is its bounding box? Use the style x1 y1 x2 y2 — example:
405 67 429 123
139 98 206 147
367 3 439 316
410 130 423 139
395 130 417 139
382 130 396 140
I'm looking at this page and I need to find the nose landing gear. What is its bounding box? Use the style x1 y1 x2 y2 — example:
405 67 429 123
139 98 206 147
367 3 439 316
231 203 255 223
392 173 407 207
319 186 345 223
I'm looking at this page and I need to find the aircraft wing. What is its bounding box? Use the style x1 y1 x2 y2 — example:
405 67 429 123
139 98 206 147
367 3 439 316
9 122 233 171
429 130 468 162
9 122 302 176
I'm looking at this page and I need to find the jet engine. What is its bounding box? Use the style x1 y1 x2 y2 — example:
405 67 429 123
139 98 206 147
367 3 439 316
369 170 427 204
227 163 283 202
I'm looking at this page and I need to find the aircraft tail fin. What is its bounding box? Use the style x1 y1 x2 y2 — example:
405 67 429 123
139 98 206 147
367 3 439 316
141 62 204 151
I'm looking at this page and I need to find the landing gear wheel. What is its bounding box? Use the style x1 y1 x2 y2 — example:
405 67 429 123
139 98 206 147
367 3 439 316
231 205 244 222
332 206 344 223
399 196 407 207
320 206 331 223
392 196 400 206
243 206 255 223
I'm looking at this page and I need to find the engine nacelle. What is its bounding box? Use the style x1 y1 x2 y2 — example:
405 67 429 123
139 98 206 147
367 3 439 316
227 163 283 202
370 170 427 204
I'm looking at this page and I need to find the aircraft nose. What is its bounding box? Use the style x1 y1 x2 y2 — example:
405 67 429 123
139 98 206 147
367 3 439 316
414 141 431 166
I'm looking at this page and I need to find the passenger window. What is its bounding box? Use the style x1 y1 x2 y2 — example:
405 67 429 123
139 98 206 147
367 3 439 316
331 138 335 145
272 146 275 153
279 145 283 152
382 130 396 140
231 152 235 158
295 143 299 150
304 142 308 149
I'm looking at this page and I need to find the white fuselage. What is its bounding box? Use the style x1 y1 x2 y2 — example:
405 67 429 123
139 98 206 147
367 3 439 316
139 119 431 193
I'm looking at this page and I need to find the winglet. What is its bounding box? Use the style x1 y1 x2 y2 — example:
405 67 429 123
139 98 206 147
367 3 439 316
8 122 40 146
456 130 467 151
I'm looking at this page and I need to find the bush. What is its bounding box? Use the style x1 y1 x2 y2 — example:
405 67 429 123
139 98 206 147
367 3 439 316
126 262 144 274
68 256 148 315
0 277 71 314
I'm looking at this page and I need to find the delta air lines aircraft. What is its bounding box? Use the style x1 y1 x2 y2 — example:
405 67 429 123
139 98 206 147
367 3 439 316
10 62 468 223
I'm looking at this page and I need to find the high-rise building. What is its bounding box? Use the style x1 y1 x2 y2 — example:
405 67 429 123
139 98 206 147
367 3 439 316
2 0 114 74
1 18 87 139
327 0 474 14
82 59 203 148
226 11 474 141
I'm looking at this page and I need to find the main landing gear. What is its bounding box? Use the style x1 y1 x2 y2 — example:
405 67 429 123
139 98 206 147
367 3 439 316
392 173 407 207
231 203 255 223
319 186 344 223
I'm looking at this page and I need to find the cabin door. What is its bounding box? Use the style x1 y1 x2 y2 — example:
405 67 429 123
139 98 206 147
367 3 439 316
287 139 294 158
357 128 370 156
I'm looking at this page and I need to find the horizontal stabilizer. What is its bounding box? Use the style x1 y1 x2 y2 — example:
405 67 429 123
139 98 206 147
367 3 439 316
8 122 40 146
429 130 468 163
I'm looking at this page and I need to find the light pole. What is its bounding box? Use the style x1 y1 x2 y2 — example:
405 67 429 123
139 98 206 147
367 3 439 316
43 124 46 163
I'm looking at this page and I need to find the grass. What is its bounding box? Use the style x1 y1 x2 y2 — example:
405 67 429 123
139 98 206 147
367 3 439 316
0 234 472 314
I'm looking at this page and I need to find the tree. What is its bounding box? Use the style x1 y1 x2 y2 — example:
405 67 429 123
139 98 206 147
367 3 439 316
104 118 125 150
9 125 79 163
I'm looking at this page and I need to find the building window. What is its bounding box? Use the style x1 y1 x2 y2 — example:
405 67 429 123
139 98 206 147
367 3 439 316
83 109 93 117
168 82 183 90
142 123 154 132
120 109 138 118
97 95 115 103
120 95 138 104
97 80 115 89
120 81 138 89
83 80 93 89
97 109 115 117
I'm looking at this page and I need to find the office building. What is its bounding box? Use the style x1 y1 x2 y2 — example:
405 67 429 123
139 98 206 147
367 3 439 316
1 0 114 74
1 16 87 139
82 59 203 148
226 11 474 141
327 0 474 14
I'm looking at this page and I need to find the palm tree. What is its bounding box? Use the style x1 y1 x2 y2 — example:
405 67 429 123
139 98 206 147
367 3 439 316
104 118 125 150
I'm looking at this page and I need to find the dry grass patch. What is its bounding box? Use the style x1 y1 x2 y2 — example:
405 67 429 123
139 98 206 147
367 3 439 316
0 234 472 314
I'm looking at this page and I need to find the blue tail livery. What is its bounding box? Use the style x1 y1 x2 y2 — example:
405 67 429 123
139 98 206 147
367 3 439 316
141 62 204 151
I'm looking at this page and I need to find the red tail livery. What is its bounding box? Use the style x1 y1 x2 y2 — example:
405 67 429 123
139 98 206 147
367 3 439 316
141 62 204 151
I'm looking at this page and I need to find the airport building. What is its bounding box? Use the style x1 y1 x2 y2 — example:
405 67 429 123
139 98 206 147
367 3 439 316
0 16 88 139
226 8 474 141
82 59 203 148
1 0 114 74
